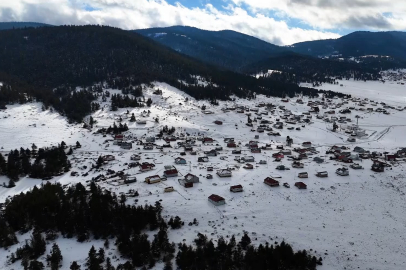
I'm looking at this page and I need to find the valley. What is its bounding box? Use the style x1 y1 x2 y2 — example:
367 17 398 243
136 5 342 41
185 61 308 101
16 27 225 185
2 77 406 269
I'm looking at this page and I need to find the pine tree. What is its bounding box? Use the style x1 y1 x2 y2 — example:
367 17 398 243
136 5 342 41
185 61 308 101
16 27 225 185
76 141 81 148
47 243 63 270
31 229 46 258
85 245 101 270
29 260 44 270
70 261 81 270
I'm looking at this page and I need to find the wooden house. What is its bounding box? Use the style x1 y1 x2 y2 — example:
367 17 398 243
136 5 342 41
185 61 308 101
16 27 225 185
178 179 193 188
227 142 237 148
198 156 209 162
184 173 199 183
164 186 174 192
230 185 243 193
145 175 161 184
385 154 396 161
371 160 385 172
139 163 154 172
298 172 308 178
294 182 307 189
208 194 226 206
121 142 132 149
175 157 187 164
316 171 328 178
264 177 279 187
217 169 232 178
164 168 178 178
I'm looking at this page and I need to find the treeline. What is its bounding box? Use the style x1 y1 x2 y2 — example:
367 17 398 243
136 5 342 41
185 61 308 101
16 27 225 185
0 142 71 185
0 25 347 122
246 53 382 86
176 233 322 270
0 183 322 270
111 94 151 111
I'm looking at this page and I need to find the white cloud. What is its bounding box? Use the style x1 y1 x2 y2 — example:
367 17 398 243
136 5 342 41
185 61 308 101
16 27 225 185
231 0 406 30
0 0 341 45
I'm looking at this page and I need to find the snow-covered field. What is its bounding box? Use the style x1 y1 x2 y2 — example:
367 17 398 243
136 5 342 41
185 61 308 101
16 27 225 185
2 80 406 269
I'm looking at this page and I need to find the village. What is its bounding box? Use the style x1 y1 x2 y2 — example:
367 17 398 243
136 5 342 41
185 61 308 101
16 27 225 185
2 77 406 270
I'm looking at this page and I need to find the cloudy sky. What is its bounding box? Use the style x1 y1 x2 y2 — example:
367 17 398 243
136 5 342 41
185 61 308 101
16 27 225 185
0 0 405 45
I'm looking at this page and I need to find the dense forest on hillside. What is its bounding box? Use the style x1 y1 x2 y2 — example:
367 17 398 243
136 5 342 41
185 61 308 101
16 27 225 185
0 142 72 186
0 26 347 122
135 26 286 72
0 182 321 270
243 53 383 84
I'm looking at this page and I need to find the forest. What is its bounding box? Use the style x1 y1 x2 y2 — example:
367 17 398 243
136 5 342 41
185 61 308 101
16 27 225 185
0 26 349 123
0 182 321 270
0 142 72 186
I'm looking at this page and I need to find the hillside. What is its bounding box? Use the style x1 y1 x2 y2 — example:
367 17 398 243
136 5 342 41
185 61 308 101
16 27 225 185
0 22 51 30
290 31 406 59
135 26 287 72
0 25 331 122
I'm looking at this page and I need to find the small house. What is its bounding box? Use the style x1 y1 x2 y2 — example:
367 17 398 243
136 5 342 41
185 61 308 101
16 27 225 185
145 175 161 184
281 150 292 155
208 194 225 206
146 136 155 143
103 155 115 162
227 142 237 148
302 142 312 148
385 154 396 161
371 160 385 172
204 150 217 156
164 186 174 192
114 134 124 141
264 177 279 187
295 182 307 189
230 185 243 192
121 142 132 149
203 137 214 144
336 167 349 176
184 173 199 183
217 169 232 178
178 179 193 188
243 163 254 169
251 148 261 153
316 171 328 178
298 172 308 178
139 163 154 172
130 154 141 161
198 157 209 162
242 156 255 162
207 166 213 171
164 168 178 178
175 157 187 164
232 149 241 154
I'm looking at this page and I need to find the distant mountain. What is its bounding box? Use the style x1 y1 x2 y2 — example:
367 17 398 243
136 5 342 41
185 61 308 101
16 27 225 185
0 25 325 122
0 22 52 30
289 31 406 60
135 26 287 72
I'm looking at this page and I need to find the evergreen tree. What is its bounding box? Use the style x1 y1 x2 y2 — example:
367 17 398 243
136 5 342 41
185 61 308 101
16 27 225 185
70 261 81 270
29 260 44 270
47 243 63 270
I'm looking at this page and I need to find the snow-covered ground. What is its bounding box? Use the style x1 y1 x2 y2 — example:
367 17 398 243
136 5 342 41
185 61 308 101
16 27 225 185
2 80 406 269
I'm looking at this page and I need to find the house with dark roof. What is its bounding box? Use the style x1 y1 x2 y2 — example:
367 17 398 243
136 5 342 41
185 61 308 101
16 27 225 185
230 185 243 192
264 177 279 187
208 194 225 206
